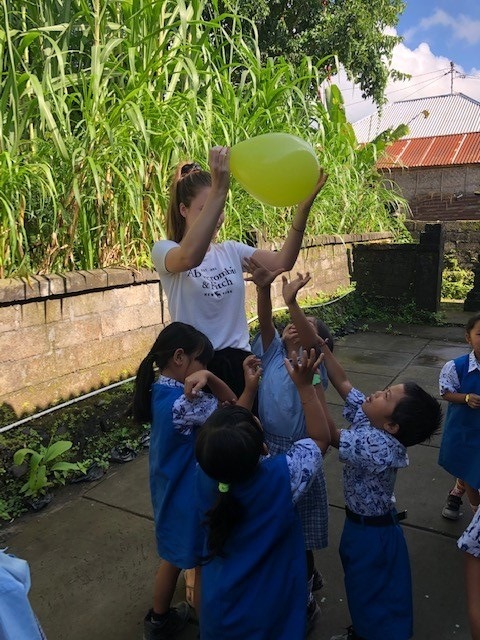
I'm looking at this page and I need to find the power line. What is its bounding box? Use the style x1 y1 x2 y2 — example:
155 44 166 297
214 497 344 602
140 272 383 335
342 70 450 108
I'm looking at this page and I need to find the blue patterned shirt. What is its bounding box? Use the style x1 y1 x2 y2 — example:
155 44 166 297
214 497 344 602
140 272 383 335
458 507 480 558
158 375 219 436
339 388 408 516
285 439 322 504
439 351 480 395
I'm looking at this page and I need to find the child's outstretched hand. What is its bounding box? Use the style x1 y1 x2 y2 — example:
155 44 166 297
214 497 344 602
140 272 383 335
243 354 262 391
244 256 284 289
284 348 323 389
282 272 311 306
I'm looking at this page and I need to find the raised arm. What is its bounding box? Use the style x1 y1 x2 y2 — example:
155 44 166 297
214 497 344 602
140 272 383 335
164 147 230 273
236 355 262 410
285 349 330 454
184 370 236 404
314 380 340 449
318 338 352 401
282 272 318 351
251 169 327 272
244 256 284 351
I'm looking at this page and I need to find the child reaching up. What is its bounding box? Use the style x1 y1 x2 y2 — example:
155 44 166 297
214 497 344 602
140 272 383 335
133 321 261 640
438 312 480 520
314 337 442 640
195 348 330 640
245 257 333 624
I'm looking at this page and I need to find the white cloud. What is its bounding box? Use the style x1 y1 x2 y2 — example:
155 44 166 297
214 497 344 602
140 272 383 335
406 9 480 46
329 34 480 123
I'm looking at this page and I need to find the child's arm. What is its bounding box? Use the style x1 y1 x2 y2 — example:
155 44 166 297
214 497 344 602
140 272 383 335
443 390 480 409
317 338 353 400
244 256 284 351
285 349 330 454
314 382 340 449
184 371 236 404
236 355 262 410
282 272 318 350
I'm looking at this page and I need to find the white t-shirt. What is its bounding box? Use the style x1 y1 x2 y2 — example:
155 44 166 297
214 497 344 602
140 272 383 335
152 240 256 351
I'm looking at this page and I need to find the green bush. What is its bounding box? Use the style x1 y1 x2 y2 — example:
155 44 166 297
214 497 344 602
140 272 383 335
442 255 474 301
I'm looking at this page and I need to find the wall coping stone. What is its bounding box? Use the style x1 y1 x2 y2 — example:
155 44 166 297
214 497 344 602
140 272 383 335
0 233 391 306
0 267 160 306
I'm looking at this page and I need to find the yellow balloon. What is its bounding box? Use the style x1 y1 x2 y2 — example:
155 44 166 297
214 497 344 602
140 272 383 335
230 133 319 207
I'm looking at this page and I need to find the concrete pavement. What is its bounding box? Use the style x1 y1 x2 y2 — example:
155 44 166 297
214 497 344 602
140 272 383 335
0 305 475 640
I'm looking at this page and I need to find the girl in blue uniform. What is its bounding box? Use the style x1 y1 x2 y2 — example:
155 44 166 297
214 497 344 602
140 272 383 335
133 321 260 640
245 259 333 625
439 313 480 518
195 348 331 640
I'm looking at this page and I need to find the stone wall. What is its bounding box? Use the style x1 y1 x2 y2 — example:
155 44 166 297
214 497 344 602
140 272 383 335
406 220 480 268
353 224 444 313
0 233 392 418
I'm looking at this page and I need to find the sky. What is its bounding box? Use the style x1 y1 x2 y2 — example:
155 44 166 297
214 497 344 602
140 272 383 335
335 1 480 122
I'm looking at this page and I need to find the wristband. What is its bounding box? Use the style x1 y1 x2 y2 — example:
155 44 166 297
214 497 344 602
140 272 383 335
465 394 470 404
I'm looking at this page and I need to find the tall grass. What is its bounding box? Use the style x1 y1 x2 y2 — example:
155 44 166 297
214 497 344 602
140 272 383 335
0 0 407 278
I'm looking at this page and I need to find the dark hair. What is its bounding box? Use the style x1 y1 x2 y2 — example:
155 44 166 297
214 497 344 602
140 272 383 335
166 162 212 242
132 322 213 424
307 316 334 352
466 313 480 334
195 406 264 558
392 382 443 447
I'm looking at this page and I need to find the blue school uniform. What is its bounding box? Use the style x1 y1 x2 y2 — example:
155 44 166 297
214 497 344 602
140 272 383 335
196 440 321 640
149 376 217 568
0 550 46 640
438 353 480 489
338 388 412 640
251 331 328 550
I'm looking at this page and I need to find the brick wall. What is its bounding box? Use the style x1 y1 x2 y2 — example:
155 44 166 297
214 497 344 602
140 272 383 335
386 165 480 222
0 233 391 418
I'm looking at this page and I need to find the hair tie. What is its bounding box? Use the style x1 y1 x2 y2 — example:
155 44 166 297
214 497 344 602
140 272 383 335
218 482 230 493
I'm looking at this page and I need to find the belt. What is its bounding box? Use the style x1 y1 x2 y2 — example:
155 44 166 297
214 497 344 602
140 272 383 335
345 506 407 527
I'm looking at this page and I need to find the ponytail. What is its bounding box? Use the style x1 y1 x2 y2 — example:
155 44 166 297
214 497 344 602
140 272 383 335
195 406 264 558
166 162 212 242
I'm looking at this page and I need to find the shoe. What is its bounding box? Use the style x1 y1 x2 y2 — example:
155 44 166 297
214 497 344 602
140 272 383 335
306 600 321 636
312 567 324 592
442 494 462 520
143 602 190 640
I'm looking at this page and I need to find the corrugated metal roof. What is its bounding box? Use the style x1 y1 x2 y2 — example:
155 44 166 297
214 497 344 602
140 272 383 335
377 132 480 168
353 93 480 143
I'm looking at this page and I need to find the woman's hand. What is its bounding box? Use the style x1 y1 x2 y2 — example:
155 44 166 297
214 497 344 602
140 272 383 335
466 393 480 408
208 146 230 194
282 272 311 306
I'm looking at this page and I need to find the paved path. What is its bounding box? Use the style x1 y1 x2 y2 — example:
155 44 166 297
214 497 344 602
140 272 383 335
1 312 475 640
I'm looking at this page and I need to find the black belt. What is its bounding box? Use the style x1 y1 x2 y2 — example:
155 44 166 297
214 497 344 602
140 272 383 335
345 506 407 527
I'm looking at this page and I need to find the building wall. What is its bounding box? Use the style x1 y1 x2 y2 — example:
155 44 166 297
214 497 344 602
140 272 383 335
0 233 391 417
386 165 480 222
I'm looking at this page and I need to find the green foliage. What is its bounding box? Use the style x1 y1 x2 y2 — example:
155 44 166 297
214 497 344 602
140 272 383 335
13 440 86 498
216 0 408 105
441 254 474 301
0 0 410 277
